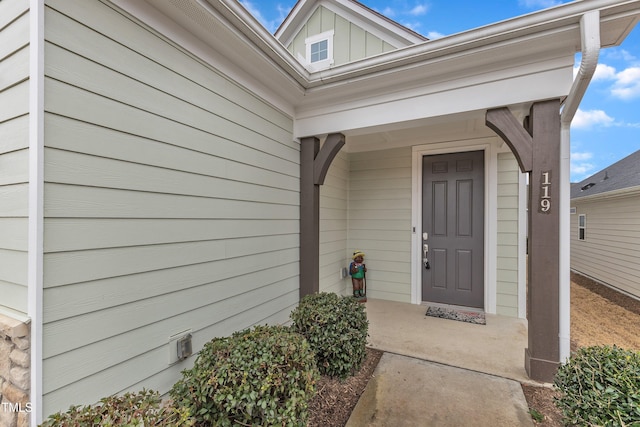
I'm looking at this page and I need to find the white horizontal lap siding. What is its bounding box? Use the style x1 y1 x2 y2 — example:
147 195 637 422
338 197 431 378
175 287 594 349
42 0 296 416
0 0 30 316
320 150 348 294
348 148 412 302
496 153 520 317
571 196 640 299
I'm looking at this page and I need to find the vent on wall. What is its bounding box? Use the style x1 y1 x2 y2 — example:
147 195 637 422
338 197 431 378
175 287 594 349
169 330 192 364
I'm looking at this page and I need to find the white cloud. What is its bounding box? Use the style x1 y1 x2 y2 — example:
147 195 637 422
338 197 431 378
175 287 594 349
604 48 638 64
573 63 617 81
611 67 640 100
571 152 593 161
578 61 640 100
276 4 292 23
382 7 396 17
592 63 617 81
401 21 422 32
427 31 445 40
570 152 595 179
410 4 429 16
240 0 291 33
571 163 595 179
240 1 267 25
571 109 614 129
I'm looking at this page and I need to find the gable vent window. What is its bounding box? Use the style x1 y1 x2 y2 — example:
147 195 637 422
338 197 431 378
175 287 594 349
578 214 586 240
310 39 328 62
305 30 334 70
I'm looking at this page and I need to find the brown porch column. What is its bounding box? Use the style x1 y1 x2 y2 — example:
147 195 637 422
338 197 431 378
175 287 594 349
486 99 561 383
300 136 320 299
299 133 345 299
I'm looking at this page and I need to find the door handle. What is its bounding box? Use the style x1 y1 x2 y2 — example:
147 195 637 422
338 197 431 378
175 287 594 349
423 244 430 269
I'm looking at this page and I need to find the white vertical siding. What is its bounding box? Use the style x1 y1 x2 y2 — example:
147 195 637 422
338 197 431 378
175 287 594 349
496 152 520 317
571 194 640 299
319 150 349 294
348 148 412 302
42 0 296 416
0 0 30 316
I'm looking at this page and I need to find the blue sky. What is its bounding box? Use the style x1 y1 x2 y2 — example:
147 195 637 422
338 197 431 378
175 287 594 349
242 0 640 182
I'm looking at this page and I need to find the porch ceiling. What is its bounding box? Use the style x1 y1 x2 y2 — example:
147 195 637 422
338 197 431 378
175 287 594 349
341 110 503 153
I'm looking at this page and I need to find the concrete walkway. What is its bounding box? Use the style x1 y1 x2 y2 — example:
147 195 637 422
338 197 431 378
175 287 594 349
346 299 539 426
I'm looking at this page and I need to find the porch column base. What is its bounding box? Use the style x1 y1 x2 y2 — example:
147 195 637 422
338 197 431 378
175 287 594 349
525 348 559 383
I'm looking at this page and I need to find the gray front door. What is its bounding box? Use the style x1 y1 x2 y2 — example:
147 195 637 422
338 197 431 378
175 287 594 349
421 151 484 308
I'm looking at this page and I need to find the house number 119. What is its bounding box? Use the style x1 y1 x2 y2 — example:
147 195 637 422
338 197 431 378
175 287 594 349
540 171 551 213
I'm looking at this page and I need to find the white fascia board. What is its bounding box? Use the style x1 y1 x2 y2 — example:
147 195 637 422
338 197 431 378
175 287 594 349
112 0 639 115
259 0 640 96
201 0 309 79
302 0 640 88
294 63 572 137
275 0 316 44
276 0 424 48
299 40 575 114
320 0 425 46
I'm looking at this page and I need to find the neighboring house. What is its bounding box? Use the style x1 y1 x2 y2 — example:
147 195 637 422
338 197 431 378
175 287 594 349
571 149 640 301
0 0 638 423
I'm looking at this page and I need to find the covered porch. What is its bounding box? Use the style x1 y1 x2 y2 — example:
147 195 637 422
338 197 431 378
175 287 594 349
294 2 640 383
364 298 532 384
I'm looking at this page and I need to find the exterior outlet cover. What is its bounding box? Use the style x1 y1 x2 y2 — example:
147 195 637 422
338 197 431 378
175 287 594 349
168 330 192 365
340 267 348 279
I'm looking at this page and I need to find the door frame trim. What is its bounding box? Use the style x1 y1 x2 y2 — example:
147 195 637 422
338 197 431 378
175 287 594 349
411 138 498 313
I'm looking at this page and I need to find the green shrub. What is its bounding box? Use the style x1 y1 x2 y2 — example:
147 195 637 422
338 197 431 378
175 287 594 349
554 345 640 427
170 325 318 427
290 292 368 379
39 389 194 427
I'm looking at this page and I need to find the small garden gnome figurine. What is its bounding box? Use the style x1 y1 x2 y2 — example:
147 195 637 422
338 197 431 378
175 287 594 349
350 250 367 298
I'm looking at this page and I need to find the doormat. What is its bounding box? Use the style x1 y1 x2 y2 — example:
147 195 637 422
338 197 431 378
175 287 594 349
425 306 486 325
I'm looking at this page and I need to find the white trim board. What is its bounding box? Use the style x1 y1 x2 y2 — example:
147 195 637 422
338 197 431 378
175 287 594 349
518 167 528 319
411 138 498 314
29 0 45 424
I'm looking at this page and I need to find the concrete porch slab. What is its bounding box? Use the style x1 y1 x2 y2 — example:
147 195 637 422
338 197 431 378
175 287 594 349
345 299 539 427
364 298 532 384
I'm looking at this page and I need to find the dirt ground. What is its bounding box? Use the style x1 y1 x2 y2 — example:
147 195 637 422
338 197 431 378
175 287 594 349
523 275 640 427
309 275 640 427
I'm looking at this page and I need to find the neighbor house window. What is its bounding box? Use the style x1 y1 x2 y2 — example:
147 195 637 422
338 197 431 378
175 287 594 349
305 30 334 70
578 214 586 240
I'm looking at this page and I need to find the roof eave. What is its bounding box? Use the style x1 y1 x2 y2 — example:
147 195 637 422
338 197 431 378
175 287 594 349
572 185 640 201
303 0 640 87
275 0 427 48
114 0 640 110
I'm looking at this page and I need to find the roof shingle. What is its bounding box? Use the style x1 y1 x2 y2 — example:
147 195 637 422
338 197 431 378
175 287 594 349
571 149 640 199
